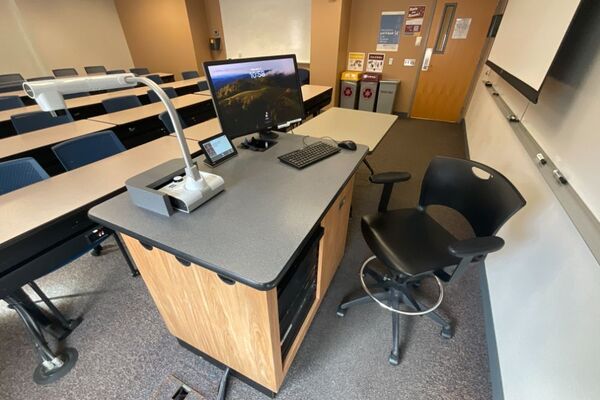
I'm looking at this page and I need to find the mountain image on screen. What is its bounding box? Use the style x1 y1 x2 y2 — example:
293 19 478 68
211 61 303 134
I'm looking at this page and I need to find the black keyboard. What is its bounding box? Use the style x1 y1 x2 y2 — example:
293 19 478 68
278 141 341 169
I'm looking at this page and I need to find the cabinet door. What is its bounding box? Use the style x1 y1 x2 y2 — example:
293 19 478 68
318 176 355 298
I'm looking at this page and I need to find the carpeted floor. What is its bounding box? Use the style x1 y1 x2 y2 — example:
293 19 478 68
0 118 491 399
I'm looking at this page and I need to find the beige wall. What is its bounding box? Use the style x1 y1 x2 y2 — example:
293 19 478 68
185 0 213 74
346 0 436 113
203 0 228 60
310 0 353 106
115 0 198 80
0 0 133 78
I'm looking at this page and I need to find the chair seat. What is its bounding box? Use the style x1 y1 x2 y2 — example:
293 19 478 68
361 208 461 277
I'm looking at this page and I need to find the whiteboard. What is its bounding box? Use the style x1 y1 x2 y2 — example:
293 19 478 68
488 0 580 92
219 0 311 63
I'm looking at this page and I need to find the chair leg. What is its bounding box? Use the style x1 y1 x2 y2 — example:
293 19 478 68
336 287 389 317
389 288 401 366
90 244 103 257
412 297 454 339
113 233 140 277
4 293 78 385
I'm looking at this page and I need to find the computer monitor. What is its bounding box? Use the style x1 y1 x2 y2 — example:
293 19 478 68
203 55 305 140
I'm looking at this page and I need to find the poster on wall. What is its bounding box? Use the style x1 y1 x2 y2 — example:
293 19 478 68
452 18 472 39
376 11 405 51
366 53 385 73
404 6 426 34
347 52 365 71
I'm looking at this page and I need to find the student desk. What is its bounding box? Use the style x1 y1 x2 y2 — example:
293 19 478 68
0 79 204 137
141 72 175 83
89 133 370 395
0 136 202 380
88 94 214 148
294 107 397 152
195 84 333 117
0 119 115 175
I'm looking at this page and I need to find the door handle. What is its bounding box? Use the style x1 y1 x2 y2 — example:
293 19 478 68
422 48 433 71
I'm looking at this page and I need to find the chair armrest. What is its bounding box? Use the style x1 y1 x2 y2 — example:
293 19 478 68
448 236 505 258
369 172 411 213
369 172 411 184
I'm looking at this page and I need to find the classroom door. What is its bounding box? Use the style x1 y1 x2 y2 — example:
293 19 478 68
411 0 497 122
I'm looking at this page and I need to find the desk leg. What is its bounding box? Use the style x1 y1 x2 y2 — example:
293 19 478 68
28 282 82 335
114 233 140 277
4 293 78 385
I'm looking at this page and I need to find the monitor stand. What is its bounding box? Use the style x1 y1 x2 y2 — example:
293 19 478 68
240 129 279 152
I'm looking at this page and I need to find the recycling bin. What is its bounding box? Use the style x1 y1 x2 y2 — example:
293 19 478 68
339 71 362 109
376 80 400 114
358 73 381 112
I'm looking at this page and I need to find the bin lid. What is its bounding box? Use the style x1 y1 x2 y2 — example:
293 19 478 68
361 73 381 82
341 71 362 81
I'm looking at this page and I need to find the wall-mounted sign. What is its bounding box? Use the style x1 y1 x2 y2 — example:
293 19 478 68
405 6 426 35
366 53 385 73
452 18 472 39
347 52 365 71
377 11 405 52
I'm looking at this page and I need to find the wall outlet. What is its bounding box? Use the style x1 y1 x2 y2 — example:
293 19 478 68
388 58 394 65
404 59 416 67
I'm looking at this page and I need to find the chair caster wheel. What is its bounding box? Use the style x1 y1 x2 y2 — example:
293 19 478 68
90 245 103 257
388 353 400 366
336 307 346 317
441 326 454 339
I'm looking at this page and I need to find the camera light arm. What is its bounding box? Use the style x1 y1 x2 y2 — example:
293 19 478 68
23 74 202 185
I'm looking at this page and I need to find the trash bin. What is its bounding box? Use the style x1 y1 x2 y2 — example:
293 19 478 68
358 73 381 112
340 71 362 109
376 80 400 114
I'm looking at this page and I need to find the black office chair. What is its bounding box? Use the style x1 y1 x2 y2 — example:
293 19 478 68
52 68 78 77
158 110 187 133
11 110 74 134
52 130 126 171
27 76 55 81
84 65 107 74
64 92 90 99
337 157 526 365
197 81 209 91
298 68 310 85
130 67 150 75
182 70 200 79
107 69 126 75
145 74 163 84
147 87 177 103
0 95 25 111
101 95 142 113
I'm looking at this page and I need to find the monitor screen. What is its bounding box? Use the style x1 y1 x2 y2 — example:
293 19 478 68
204 55 305 138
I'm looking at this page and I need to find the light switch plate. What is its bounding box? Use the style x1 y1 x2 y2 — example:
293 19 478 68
388 58 394 65
404 59 416 67
415 36 422 46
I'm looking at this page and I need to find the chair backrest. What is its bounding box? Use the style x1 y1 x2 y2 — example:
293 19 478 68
130 67 150 75
147 87 177 103
0 96 25 111
11 110 74 134
145 74 163 84
84 66 107 74
419 157 526 237
27 76 56 81
52 130 126 171
101 95 142 113
181 70 200 80
0 157 49 195
298 68 310 85
158 111 187 133
0 73 24 84
52 68 78 77
107 69 126 75
64 92 90 99
197 81 208 91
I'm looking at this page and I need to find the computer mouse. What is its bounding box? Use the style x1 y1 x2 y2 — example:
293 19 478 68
338 140 357 151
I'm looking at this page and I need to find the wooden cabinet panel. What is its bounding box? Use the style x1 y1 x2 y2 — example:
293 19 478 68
317 176 355 298
121 235 283 392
